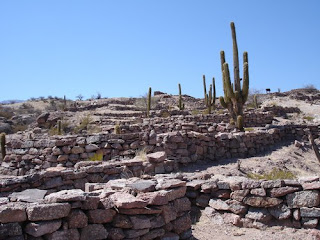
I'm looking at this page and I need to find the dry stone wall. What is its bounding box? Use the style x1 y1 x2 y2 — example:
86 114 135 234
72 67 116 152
2 124 319 176
186 175 320 229
0 177 192 240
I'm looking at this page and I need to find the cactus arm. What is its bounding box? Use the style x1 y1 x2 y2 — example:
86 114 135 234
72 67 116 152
220 96 227 108
231 22 240 91
203 75 207 106
0 133 6 160
243 51 248 64
147 87 152 117
212 77 216 108
223 63 235 99
242 62 249 102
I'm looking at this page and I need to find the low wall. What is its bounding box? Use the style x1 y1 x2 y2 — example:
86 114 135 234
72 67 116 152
0 177 191 240
2 124 319 175
186 175 320 229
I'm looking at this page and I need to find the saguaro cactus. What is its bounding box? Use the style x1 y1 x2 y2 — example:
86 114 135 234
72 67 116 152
57 120 62 135
0 133 6 160
219 22 249 131
178 83 185 110
147 87 152 117
203 75 207 105
203 77 216 114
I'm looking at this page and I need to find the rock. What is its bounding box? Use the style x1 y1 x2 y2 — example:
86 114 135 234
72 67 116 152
9 189 47 203
209 199 229 211
137 190 169 205
68 209 88 228
85 144 100 152
107 228 125 240
302 218 318 228
160 203 177 223
26 203 71 221
230 189 250 201
261 180 284 188
0 203 27 223
300 207 320 217
156 179 186 190
45 229 80 240
118 207 162 215
250 188 266 196
71 146 84 154
141 228 165 240
112 214 133 228
25 220 61 237
173 197 191 212
127 180 156 193
195 194 210 207
286 190 320 208
245 207 272 222
159 232 179 240
222 213 241 226
171 213 191 234
243 196 282 207
130 215 152 229
226 199 247 214
147 151 167 163
268 204 291 219
186 180 205 190
45 189 86 202
36 112 50 125
80 224 108 240
269 186 300 197
109 192 148 209
124 228 149 238
0 223 22 239
87 209 116 223
302 181 320 190
165 186 187 201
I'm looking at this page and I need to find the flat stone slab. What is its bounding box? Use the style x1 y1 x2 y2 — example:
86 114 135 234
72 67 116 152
127 180 156 193
286 190 320 208
9 189 47 203
45 189 86 203
300 207 320 217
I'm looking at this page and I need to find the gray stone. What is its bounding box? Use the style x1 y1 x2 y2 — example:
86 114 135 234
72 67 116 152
87 209 116 224
68 209 88 228
80 224 108 240
141 228 165 240
46 229 80 240
0 223 22 238
245 207 272 222
130 215 151 229
300 207 320 217
286 190 320 208
147 151 167 163
25 220 61 237
45 189 86 203
110 192 148 209
268 204 291 220
9 189 47 203
243 196 282 207
0 203 27 223
302 218 319 228
127 180 156 193
26 203 71 221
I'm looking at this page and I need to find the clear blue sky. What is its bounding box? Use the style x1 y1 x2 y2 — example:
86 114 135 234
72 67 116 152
0 1 319 101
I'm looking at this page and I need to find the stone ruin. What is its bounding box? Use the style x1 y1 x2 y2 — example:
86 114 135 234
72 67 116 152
0 105 319 239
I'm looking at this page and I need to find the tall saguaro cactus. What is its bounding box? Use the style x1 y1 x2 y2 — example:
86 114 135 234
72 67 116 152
147 87 152 118
178 83 185 110
0 133 6 160
203 75 216 114
219 22 249 131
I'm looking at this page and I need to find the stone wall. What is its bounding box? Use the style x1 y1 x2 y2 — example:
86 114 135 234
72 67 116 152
186 175 320 229
0 152 178 196
2 124 319 176
0 177 192 240
261 106 301 117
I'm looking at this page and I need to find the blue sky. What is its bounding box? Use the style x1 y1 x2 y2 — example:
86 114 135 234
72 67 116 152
0 1 319 101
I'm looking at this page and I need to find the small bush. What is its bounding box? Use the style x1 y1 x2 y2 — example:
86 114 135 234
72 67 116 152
160 111 170 118
89 152 103 161
135 148 148 161
303 116 314 121
244 127 254 132
74 115 92 133
303 84 317 90
12 124 28 133
191 109 200 115
114 124 121 134
0 106 14 119
247 168 295 180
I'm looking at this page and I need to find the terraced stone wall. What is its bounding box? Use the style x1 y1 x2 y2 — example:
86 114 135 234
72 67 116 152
2 124 319 176
186 176 320 229
0 178 192 240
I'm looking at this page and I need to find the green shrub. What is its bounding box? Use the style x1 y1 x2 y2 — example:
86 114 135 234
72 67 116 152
303 116 314 121
247 168 295 180
89 152 103 161
74 115 92 133
244 127 254 132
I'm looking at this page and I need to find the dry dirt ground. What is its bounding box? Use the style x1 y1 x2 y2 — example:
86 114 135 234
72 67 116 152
192 212 320 240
